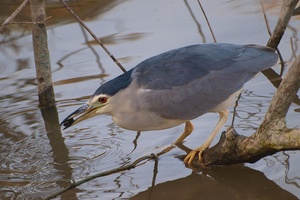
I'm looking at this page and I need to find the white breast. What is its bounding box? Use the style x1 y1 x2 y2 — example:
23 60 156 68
106 82 186 131
209 88 243 112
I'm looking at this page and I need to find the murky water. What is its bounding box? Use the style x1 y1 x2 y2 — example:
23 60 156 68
1 0 300 199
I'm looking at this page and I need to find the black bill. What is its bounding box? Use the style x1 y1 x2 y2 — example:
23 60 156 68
60 104 97 129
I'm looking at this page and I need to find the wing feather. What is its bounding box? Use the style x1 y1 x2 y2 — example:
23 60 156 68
131 43 277 120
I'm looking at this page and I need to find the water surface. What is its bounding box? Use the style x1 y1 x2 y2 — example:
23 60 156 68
0 0 300 199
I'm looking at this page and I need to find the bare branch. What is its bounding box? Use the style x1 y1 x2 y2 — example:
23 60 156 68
260 0 285 75
0 0 29 32
183 0 206 43
44 154 156 200
0 16 52 27
267 0 299 49
197 0 217 43
259 50 300 130
58 0 127 73
197 127 300 166
260 0 272 36
262 0 300 105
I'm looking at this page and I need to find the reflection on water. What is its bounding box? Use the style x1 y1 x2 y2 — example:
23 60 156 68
131 165 298 200
0 0 125 29
0 0 300 199
234 90 271 132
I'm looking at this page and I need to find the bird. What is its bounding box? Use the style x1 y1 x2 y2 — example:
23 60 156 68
60 43 278 165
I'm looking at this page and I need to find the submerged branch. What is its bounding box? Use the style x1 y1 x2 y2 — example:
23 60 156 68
44 154 157 200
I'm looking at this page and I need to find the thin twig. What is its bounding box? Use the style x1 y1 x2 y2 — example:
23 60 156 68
197 0 217 43
44 154 156 200
264 0 298 76
0 0 29 32
59 0 127 73
287 25 299 62
184 0 206 43
260 0 272 35
79 25 106 77
128 131 141 155
57 47 87 68
0 16 52 28
231 92 242 127
151 158 159 187
290 37 297 60
260 0 285 76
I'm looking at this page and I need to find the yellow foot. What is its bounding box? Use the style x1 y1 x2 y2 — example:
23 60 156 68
183 146 207 165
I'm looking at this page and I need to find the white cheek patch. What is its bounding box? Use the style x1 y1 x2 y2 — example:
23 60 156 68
88 96 98 105
96 108 102 114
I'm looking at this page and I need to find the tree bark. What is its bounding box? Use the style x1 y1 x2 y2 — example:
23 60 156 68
30 0 55 107
266 0 299 49
262 0 299 100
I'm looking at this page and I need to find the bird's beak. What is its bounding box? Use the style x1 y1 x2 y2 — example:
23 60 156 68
60 104 99 129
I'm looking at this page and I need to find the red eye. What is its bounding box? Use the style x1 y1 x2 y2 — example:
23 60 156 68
98 97 107 103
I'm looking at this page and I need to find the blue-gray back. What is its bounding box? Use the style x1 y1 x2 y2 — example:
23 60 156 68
131 43 278 119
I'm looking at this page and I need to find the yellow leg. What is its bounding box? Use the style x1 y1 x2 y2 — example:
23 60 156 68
184 109 229 165
174 121 194 144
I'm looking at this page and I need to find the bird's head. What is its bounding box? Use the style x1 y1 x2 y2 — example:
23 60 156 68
60 93 112 129
60 69 133 130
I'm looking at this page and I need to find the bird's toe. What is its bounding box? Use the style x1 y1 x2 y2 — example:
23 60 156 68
184 146 207 165
184 151 196 165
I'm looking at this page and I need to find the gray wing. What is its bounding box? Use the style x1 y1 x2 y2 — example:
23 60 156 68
132 43 278 120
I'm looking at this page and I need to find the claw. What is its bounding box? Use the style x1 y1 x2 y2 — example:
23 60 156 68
183 151 197 165
183 146 206 165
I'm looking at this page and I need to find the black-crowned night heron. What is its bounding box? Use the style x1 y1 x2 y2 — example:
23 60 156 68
60 43 278 165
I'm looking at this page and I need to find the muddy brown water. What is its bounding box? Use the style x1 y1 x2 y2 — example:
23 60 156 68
1 0 300 199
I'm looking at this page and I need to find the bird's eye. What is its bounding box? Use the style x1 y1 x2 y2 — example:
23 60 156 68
98 97 107 103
